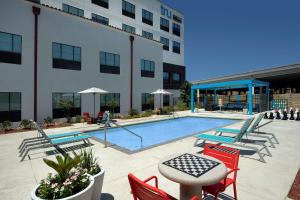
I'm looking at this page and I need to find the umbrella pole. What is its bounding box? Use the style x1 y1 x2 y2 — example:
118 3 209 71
93 93 95 123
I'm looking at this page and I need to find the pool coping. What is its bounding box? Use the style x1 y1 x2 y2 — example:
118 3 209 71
87 116 243 154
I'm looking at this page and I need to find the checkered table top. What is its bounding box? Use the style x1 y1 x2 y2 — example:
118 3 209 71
208 146 237 154
163 153 220 178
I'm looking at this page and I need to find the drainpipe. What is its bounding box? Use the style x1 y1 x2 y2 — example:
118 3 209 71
32 6 40 121
129 36 134 110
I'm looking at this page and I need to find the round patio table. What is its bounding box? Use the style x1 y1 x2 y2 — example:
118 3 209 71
158 153 227 200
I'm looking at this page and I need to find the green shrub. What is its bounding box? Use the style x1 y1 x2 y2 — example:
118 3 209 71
128 109 139 116
20 119 32 129
44 116 54 127
1 120 12 132
140 110 152 117
174 100 188 111
75 115 82 123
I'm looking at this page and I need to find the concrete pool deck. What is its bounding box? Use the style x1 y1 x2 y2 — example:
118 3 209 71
0 111 299 199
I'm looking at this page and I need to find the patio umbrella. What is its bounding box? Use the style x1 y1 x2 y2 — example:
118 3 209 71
151 89 172 109
78 87 108 120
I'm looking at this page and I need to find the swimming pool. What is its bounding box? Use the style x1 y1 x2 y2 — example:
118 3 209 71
88 117 237 152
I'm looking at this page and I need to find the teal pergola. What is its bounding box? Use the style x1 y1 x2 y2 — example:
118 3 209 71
191 79 270 115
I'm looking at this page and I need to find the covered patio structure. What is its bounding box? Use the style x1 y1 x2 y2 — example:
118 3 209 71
191 79 270 115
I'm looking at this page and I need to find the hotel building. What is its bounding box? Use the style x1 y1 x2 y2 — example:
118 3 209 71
0 0 185 122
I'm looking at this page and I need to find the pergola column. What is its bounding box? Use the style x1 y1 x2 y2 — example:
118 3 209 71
191 88 194 112
248 83 253 115
214 90 217 105
266 86 270 111
259 87 262 112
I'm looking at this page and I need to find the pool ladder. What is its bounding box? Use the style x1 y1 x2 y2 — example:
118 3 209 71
104 121 143 149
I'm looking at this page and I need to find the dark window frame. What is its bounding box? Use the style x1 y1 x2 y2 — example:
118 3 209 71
160 17 169 32
52 93 81 119
142 9 153 26
100 51 120 75
122 0 135 19
160 37 169 51
62 4 84 17
173 14 182 24
100 93 120 113
91 13 109 25
52 42 82 71
122 24 136 34
141 59 155 78
0 31 22 65
91 0 109 9
173 41 181 54
173 23 181 37
142 30 153 40
0 92 21 122
141 93 154 111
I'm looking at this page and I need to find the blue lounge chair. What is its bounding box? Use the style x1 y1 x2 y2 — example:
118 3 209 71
194 118 271 163
20 121 91 161
19 121 84 150
216 113 278 148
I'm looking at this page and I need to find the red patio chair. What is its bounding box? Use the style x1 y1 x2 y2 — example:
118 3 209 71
83 112 92 124
202 143 240 200
128 173 200 200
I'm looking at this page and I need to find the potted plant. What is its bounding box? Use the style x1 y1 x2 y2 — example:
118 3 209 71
31 154 94 200
77 149 104 200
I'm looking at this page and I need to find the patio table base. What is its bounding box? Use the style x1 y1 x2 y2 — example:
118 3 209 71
180 184 202 200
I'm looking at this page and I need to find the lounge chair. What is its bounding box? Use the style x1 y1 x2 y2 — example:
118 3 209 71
216 112 278 148
247 113 279 145
18 121 84 150
194 118 271 163
20 121 91 161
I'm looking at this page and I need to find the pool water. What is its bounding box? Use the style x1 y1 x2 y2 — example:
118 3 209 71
88 117 237 152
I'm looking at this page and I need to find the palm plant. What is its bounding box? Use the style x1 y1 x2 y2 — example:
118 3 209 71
43 154 82 183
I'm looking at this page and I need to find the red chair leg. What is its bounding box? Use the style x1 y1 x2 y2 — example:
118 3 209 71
233 183 237 200
214 192 220 200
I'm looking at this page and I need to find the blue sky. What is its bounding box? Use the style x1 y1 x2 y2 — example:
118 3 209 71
162 0 300 81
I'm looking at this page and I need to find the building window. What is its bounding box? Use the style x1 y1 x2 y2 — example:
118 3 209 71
160 37 169 51
122 24 136 34
142 9 153 26
62 4 84 17
141 59 155 78
173 14 182 23
52 93 81 119
163 72 169 81
0 92 21 122
163 95 170 107
52 42 81 70
173 23 181 37
122 0 135 19
92 13 109 25
141 93 154 111
92 0 109 9
173 72 180 81
173 41 180 54
160 17 169 32
0 31 21 64
100 51 120 74
142 31 153 40
100 93 120 113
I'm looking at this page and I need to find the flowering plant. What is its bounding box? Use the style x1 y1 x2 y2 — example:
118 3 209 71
36 154 90 199
76 149 101 175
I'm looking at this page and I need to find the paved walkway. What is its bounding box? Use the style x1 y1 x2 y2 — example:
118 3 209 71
0 112 299 200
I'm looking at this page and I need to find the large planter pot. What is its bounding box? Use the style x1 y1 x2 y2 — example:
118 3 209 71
91 169 105 200
31 175 94 200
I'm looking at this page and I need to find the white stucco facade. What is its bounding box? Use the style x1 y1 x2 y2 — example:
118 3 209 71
0 0 184 122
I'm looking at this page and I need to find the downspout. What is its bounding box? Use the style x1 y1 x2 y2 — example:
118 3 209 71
32 6 40 121
129 36 134 110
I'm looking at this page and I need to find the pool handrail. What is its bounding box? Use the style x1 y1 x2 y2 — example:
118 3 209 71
109 121 143 148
